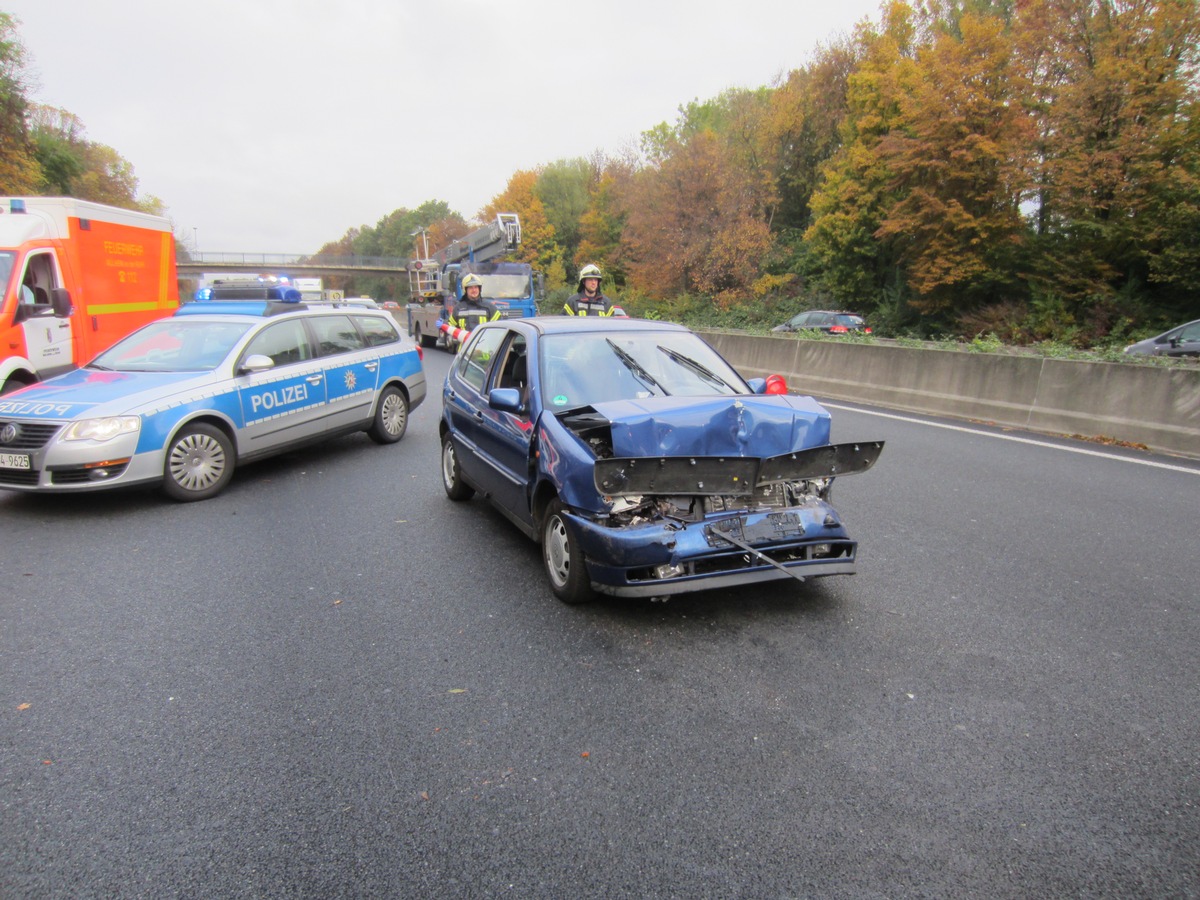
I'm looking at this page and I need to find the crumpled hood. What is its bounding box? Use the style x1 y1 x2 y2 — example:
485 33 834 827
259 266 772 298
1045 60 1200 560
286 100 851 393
0 369 217 420
587 394 832 458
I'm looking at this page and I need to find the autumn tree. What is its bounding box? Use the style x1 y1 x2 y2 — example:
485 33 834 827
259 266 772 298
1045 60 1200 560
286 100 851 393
482 170 566 289
534 158 593 275
761 37 860 234
1016 0 1200 329
805 3 919 317
575 155 634 288
0 13 40 193
874 9 1032 316
622 126 772 303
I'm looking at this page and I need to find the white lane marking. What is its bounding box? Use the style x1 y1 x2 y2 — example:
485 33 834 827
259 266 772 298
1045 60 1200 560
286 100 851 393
823 403 1200 474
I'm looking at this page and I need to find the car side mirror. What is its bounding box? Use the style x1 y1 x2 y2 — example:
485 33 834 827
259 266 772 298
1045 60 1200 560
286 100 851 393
51 287 73 317
489 387 524 415
239 354 275 374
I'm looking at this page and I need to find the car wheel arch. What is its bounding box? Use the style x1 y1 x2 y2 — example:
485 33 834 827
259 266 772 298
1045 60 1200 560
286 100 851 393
165 413 240 458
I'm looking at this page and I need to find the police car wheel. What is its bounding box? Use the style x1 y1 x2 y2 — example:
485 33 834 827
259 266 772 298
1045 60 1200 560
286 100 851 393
441 434 474 501
368 386 408 444
541 499 595 605
163 423 234 502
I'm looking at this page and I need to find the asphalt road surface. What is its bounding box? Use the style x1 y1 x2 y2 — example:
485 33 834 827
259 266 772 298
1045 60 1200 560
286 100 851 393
3 348 1197 899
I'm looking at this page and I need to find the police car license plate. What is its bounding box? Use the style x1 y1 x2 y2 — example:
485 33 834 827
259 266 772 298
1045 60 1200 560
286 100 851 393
0 452 31 469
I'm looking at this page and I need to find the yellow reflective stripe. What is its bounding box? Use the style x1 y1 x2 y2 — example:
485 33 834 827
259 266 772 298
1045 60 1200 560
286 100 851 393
564 305 577 315
161 232 176 307
86 301 167 314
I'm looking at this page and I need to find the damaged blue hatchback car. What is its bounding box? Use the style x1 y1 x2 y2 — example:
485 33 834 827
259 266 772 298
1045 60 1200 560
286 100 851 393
440 317 883 604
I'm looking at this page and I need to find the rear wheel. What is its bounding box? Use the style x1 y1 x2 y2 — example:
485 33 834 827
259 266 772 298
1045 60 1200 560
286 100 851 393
163 423 234 501
367 385 408 444
441 433 474 501
541 499 595 605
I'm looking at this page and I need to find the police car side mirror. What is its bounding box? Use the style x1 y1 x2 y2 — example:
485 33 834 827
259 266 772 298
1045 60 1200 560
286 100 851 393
489 387 524 415
239 354 275 374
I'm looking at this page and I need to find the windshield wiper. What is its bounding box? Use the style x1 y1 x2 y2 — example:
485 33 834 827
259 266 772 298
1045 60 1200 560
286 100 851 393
657 345 736 392
605 339 668 395
85 363 111 371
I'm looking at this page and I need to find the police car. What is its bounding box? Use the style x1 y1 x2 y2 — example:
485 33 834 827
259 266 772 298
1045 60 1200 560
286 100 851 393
0 301 426 501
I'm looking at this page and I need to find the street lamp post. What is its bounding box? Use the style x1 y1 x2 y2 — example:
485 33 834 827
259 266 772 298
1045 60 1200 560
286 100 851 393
193 227 199 258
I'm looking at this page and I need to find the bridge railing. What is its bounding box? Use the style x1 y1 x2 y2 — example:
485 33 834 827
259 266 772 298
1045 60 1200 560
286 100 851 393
181 252 409 270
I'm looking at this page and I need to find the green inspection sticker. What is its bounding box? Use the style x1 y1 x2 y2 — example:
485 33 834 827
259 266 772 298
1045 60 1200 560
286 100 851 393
553 394 569 406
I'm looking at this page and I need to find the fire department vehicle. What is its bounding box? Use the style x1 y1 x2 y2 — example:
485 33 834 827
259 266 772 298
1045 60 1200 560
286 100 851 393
406 213 541 351
0 197 179 394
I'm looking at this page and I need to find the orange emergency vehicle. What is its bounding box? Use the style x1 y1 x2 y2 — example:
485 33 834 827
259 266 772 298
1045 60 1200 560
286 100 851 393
0 197 179 394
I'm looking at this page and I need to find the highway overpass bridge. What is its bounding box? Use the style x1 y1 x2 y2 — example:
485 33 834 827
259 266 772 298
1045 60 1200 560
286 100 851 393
176 252 409 279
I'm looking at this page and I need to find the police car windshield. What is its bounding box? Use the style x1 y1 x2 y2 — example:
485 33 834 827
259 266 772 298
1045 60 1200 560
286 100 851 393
90 320 254 372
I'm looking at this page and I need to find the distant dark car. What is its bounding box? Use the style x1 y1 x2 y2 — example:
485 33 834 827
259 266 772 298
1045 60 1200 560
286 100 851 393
439 317 883 604
773 310 871 335
1123 319 1200 358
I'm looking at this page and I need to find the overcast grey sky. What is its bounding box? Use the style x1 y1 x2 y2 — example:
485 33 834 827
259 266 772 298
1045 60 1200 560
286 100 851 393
8 0 882 255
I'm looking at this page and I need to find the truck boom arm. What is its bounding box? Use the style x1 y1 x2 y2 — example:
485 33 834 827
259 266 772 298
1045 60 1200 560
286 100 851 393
433 214 521 266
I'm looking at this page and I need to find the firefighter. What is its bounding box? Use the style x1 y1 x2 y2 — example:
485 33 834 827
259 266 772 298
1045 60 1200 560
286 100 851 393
564 264 615 316
448 273 499 328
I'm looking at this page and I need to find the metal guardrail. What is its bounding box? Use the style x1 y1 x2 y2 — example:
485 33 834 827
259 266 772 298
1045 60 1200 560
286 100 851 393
179 252 408 269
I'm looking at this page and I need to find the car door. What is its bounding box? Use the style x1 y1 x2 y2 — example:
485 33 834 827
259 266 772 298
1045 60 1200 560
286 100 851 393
445 325 509 491
469 333 536 521
237 317 329 453
307 313 381 430
1166 321 1200 357
16 250 73 378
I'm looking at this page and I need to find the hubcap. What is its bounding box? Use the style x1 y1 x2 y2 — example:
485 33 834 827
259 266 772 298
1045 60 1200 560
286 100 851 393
544 515 570 588
442 442 457 488
169 433 226 492
382 394 406 435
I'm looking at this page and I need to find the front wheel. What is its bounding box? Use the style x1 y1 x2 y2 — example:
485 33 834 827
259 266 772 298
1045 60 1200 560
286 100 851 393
163 423 234 501
367 385 408 444
441 433 474 501
541 499 595 605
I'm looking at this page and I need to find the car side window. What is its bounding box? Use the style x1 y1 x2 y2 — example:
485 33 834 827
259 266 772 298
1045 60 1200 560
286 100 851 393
491 336 529 396
457 328 508 392
309 314 365 356
1178 322 1200 342
244 319 313 367
355 314 399 347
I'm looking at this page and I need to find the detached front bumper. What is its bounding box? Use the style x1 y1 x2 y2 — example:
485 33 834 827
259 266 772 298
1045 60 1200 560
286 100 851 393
566 503 858 598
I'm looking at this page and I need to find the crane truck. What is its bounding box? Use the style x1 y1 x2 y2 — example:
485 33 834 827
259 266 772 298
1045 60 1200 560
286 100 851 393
406 213 541 351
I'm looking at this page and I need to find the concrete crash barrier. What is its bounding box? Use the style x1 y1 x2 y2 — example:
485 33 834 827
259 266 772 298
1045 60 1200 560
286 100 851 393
700 330 1200 460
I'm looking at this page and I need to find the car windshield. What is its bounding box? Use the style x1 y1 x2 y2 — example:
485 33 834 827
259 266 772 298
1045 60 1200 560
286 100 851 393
0 251 14 292
540 331 748 409
89 319 254 372
475 274 529 299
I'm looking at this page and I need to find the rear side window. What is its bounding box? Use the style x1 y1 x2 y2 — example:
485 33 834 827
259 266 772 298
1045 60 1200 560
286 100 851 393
309 314 365 356
355 314 399 347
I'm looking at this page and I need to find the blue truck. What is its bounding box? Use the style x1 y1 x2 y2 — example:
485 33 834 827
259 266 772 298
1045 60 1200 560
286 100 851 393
406 214 542 351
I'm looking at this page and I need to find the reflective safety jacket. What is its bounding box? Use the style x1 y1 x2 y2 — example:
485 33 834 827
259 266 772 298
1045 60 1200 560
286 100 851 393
564 292 615 316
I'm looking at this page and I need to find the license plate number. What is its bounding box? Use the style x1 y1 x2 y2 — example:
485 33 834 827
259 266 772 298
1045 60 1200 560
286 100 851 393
0 452 31 469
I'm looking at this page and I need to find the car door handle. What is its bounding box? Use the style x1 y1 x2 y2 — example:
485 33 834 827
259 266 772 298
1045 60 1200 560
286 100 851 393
474 410 484 421
364 361 378 371
306 374 324 384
